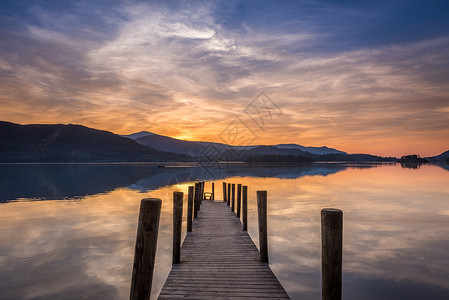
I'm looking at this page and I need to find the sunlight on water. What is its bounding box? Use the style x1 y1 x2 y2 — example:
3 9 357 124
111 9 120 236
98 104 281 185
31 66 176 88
0 163 448 299
237 164 449 299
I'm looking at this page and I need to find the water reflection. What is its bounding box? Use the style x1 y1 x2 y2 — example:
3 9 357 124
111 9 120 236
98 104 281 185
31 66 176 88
400 161 425 169
242 164 449 299
0 163 449 299
0 163 374 202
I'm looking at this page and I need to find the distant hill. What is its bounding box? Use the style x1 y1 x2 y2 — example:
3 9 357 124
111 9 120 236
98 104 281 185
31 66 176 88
124 131 256 156
221 146 393 162
222 145 315 161
275 144 346 155
124 130 394 162
194 141 257 153
315 153 395 162
125 131 347 157
1 121 397 163
247 155 314 164
0 121 190 162
122 131 155 140
426 150 449 161
132 133 204 156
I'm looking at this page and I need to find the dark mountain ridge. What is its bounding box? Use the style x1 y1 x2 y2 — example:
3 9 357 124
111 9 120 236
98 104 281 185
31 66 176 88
222 145 394 162
135 134 204 156
4 121 444 163
0 121 190 162
426 150 449 161
124 131 347 156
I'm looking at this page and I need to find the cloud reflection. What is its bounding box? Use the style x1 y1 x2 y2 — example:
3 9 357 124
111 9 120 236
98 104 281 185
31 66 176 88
1 164 449 299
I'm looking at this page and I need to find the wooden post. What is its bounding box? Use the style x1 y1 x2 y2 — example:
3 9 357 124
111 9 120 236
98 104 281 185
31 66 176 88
172 192 183 264
201 181 205 202
223 182 227 203
242 186 248 231
257 191 268 263
231 184 236 213
227 183 231 206
197 182 202 211
194 182 199 217
130 198 161 300
237 184 242 218
212 182 215 201
321 208 343 300
187 186 194 232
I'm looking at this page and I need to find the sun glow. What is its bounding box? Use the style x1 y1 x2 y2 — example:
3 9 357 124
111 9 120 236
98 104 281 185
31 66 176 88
173 135 193 141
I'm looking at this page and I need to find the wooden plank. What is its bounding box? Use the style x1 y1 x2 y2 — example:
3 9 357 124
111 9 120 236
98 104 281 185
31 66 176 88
158 201 290 299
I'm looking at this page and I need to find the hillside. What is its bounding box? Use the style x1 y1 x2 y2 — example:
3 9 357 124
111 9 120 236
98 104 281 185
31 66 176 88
125 131 346 156
134 134 204 156
275 144 346 155
427 150 449 161
221 145 393 162
0 121 190 162
222 145 315 161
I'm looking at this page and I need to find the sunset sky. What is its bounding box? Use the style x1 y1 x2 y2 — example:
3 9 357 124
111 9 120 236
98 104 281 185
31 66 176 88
1 0 448 157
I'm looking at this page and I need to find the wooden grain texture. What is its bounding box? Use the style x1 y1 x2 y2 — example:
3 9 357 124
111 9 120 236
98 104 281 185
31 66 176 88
227 183 231 206
242 186 248 231
257 191 268 263
222 182 227 203
237 184 242 218
187 186 194 232
130 198 161 300
321 208 343 300
231 184 236 213
159 201 289 299
194 183 200 217
172 192 183 264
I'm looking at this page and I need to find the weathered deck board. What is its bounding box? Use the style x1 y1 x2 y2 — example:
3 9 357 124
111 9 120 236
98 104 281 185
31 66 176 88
158 200 290 299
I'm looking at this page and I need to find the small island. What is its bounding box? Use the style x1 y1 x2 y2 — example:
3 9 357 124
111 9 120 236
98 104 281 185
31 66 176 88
398 154 428 169
397 154 428 163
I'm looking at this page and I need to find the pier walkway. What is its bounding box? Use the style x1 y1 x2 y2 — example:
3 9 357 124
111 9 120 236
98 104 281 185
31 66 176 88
158 200 290 299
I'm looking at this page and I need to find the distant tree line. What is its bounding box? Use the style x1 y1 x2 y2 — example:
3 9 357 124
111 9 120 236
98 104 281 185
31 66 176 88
247 155 314 164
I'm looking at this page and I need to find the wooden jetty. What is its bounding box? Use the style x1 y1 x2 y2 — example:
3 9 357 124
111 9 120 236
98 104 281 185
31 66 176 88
130 181 343 300
159 200 289 299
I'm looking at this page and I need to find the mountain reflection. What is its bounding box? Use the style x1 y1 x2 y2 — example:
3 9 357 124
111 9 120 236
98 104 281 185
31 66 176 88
0 164 161 202
0 163 377 202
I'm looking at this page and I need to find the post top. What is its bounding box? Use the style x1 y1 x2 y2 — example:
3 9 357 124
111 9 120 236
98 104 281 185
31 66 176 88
141 198 162 204
321 208 342 213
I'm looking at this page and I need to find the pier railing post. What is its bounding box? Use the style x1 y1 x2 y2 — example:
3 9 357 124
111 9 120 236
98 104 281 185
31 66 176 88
242 186 248 231
172 192 183 264
198 182 202 211
201 181 205 202
231 184 236 213
321 208 343 300
237 184 242 218
227 183 231 206
194 182 200 217
130 198 161 300
212 182 215 201
257 191 268 263
223 182 227 203
187 186 194 232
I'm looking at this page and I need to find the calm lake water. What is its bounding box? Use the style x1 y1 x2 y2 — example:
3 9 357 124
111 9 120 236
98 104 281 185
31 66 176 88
1 162 449 299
